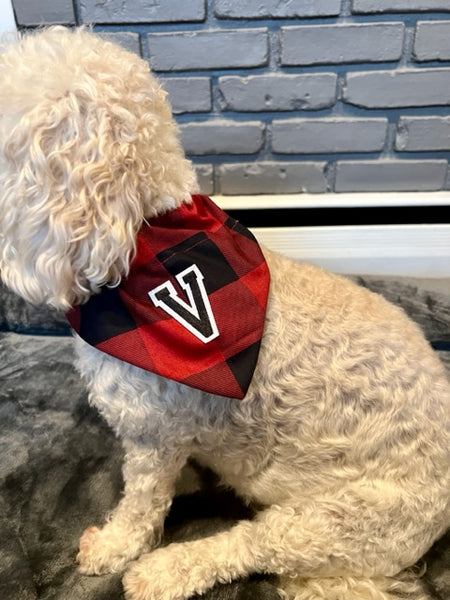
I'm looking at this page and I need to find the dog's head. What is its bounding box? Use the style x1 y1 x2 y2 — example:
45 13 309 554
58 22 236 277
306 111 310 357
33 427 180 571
0 26 197 309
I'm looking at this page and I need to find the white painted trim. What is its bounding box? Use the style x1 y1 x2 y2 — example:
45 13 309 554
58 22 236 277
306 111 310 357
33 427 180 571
214 193 450 277
214 191 450 210
0 0 16 33
250 224 450 277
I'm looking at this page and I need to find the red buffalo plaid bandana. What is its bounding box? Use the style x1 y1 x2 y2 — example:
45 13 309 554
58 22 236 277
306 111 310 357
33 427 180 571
66 194 270 399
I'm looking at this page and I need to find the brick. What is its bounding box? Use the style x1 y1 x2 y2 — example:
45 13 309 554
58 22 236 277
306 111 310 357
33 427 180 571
281 23 404 66
160 78 211 114
80 0 205 23
219 74 337 112
12 0 74 25
180 121 265 155
343 69 450 108
396 117 450 151
272 118 388 154
414 22 450 62
194 165 214 195
147 29 268 72
352 0 450 12
98 32 141 56
335 160 448 192
218 162 328 194
445 167 450 191
214 0 340 18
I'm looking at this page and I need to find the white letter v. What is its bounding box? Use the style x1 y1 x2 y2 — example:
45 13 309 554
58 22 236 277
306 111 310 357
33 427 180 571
148 264 219 344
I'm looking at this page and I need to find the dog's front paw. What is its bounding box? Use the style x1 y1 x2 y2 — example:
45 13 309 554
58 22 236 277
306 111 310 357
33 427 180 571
123 544 219 600
77 525 152 575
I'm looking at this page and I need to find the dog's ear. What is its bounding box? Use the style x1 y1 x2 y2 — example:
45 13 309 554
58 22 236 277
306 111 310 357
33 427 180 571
0 27 197 310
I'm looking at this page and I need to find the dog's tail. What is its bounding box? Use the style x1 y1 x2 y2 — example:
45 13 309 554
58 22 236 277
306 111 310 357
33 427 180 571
278 567 430 600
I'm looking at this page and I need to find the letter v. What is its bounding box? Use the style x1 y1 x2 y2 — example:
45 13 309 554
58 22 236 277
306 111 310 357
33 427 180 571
148 264 220 344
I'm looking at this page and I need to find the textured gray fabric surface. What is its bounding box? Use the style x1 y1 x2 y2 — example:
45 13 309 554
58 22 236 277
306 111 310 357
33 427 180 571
0 277 449 600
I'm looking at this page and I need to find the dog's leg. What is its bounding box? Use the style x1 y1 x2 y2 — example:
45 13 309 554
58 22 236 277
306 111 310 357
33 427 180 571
122 494 434 600
77 441 188 575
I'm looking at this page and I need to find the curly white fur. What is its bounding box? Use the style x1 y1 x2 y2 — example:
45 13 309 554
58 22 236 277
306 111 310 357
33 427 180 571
0 27 448 600
0 27 197 308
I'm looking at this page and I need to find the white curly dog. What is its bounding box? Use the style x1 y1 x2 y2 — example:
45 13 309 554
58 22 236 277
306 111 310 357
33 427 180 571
0 27 448 600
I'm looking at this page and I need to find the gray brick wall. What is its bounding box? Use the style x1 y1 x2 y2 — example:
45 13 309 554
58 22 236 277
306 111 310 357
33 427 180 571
414 21 450 61
352 1 450 13
396 117 450 151
12 0 74 26
272 118 388 154
280 23 405 65
81 0 206 24
12 0 450 195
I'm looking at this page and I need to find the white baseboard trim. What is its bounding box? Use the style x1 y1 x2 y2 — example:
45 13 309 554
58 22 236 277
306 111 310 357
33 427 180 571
250 224 450 277
214 193 450 277
214 191 450 210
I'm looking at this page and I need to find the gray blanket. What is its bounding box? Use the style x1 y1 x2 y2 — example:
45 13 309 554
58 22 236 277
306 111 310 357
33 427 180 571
1 276 449 600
